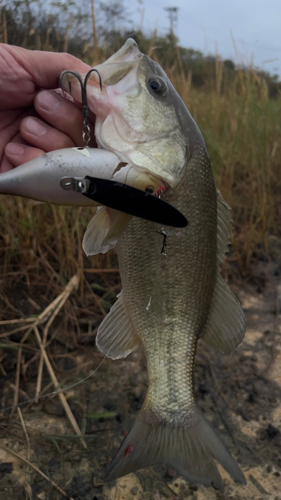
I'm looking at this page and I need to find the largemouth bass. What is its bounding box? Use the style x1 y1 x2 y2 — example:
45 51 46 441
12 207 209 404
61 39 247 489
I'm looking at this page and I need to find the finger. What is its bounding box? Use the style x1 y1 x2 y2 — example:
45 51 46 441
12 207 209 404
0 107 35 154
1 132 27 172
20 116 76 152
5 141 45 168
27 51 91 88
0 153 13 173
2 45 91 106
34 90 96 147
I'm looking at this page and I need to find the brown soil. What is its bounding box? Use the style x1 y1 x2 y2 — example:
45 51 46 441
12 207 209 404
0 260 281 500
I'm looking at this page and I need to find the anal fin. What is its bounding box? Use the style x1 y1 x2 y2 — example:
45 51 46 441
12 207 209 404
201 274 246 354
96 291 141 359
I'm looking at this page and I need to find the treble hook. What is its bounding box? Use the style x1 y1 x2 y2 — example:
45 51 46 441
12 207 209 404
59 68 102 146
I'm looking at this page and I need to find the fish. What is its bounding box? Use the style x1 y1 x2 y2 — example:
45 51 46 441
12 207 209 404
60 38 247 489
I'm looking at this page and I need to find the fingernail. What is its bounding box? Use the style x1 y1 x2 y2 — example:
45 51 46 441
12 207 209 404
25 117 47 136
37 91 61 111
6 143 25 155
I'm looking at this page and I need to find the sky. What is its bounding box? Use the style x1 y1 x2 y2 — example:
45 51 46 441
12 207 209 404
128 0 281 79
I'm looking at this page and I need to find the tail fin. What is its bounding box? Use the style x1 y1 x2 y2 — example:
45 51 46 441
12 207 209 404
105 409 246 490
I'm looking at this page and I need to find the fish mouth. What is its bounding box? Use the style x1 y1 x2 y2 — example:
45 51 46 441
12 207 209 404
60 39 142 105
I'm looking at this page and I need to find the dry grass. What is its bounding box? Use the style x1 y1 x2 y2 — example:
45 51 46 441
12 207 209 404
1 67 280 284
168 63 281 272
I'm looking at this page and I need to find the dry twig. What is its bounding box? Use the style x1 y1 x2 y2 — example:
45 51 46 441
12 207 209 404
35 273 80 399
149 468 183 500
17 407 32 499
5 273 86 449
0 443 74 499
33 325 88 449
206 353 235 411
262 284 281 376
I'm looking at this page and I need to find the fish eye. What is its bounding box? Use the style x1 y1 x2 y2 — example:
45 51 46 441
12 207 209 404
148 78 167 96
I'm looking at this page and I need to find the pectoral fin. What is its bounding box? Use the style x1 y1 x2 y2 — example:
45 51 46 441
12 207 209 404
96 291 140 359
82 207 131 256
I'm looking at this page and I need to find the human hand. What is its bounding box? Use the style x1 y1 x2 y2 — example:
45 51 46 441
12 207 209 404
0 44 96 173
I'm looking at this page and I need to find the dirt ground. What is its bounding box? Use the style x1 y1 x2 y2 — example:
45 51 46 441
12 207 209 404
0 259 281 500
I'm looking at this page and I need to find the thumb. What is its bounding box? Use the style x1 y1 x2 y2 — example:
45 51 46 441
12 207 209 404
0 44 91 108
22 48 91 88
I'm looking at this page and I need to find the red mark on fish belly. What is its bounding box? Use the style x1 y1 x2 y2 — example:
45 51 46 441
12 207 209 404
124 445 134 457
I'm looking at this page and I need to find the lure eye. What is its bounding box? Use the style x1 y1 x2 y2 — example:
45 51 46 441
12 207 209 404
148 78 167 96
